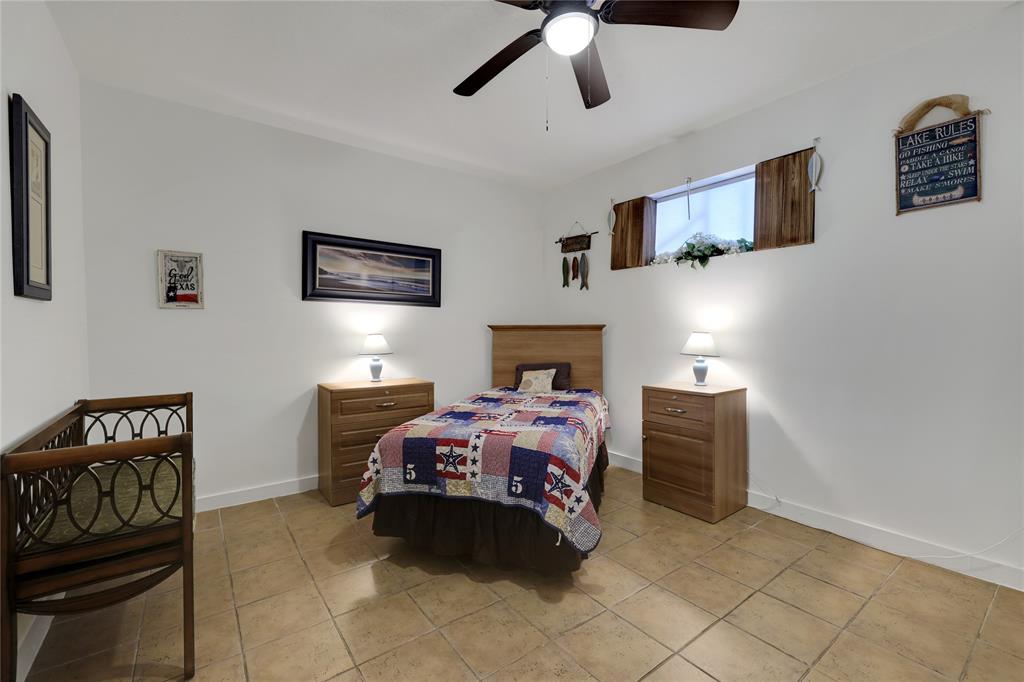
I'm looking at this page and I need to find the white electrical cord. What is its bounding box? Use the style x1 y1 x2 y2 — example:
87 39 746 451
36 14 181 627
904 527 1024 561
747 470 782 510
747 472 1022 562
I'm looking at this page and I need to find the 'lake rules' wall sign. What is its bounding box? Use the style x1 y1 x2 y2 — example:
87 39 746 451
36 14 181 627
895 94 984 215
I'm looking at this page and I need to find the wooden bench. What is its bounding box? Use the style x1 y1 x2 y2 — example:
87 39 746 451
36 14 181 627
1 394 195 681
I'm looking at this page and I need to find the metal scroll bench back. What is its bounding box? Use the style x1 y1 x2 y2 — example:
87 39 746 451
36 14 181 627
1 393 195 681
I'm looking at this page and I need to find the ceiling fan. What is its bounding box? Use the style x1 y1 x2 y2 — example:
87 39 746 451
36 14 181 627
453 0 740 109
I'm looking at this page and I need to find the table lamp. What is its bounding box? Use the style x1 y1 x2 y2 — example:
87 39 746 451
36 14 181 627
359 333 392 382
681 331 718 386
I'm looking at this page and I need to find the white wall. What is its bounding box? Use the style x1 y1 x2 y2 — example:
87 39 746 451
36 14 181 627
0 2 90 675
0 2 90 447
541 6 1023 585
79 83 545 509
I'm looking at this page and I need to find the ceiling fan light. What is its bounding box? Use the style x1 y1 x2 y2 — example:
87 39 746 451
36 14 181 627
542 11 596 56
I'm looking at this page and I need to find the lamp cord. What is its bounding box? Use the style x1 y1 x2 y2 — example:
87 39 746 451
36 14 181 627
905 527 1023 561
749 475 1023 561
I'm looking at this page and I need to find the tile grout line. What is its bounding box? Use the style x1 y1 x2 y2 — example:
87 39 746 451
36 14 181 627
599 500 817 676
957 585 1000 681
277 497 362 678
675 550 810 677
801 555 907 680
414 585 486 681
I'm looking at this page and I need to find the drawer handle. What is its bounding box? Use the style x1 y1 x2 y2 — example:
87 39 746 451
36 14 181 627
376 401 397 408
373 434 385 439
664 407 688 414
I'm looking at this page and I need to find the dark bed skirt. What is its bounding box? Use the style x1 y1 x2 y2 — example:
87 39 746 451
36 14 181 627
370 442 609 574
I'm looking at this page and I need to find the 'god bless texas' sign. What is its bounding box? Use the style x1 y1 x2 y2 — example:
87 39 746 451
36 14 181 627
895 115 980 214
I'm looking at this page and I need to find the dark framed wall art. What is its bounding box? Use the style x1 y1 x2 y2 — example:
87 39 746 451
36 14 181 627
302 231 441 307
9 94 52 300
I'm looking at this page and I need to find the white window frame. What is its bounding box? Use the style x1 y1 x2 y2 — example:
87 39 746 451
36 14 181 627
651 166 756 256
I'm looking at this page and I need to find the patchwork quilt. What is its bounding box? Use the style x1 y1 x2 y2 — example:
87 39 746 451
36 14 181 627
356 387 610 553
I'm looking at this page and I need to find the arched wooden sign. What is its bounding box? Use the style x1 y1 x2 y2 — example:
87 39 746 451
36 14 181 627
894 94 984 215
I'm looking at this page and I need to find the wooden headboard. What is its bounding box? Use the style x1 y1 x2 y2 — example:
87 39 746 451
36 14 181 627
488 325 605 393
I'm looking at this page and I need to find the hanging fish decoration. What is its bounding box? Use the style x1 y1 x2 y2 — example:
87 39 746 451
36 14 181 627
561 256 570 287
580 252 590 290
571 256 579 280
807 138 823 193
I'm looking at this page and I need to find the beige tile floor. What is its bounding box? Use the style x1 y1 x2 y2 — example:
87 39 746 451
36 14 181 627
27 466 1024 681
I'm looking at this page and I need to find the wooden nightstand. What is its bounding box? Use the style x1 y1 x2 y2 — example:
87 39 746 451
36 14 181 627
317 378 434 505
641 383 747 523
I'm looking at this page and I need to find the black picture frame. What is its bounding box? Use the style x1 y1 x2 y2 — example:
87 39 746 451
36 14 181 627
9 94 52 301
302 230 441 307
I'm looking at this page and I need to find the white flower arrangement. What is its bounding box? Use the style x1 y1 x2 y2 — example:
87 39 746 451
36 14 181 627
650 232 753 269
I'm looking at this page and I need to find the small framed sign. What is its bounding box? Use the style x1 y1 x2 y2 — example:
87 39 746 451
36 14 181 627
895 98 982 215
157 250 204 309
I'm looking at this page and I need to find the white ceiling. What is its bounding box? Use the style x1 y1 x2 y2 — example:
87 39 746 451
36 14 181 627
49 1 1008 187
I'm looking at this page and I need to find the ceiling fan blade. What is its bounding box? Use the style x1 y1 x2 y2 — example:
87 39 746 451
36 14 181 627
454 29 543 97
570 40 611 109
599 0 739 30
495 0 544 10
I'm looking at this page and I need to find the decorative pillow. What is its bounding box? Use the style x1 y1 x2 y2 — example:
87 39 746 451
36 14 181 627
518 368 556 393
515 362 571 390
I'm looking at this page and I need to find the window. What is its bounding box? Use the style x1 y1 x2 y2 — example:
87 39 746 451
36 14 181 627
607 152 813 271
653 168 755 257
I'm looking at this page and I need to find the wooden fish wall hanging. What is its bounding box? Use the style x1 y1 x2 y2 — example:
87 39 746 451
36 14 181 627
556 220 597 292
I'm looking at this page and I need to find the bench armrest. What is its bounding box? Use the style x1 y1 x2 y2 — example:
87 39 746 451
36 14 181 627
1 434 192 475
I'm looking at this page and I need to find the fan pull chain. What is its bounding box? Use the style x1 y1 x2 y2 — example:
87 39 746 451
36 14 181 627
545 47 550 132
587 44 592 105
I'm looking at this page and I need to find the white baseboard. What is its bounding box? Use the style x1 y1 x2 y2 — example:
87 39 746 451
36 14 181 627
17 614 54 682
197 474 319 512
608 450 642 473
603 451 1021 590
747 491 1023 590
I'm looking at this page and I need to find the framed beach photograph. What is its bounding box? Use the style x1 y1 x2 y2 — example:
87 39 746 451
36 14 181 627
302 231 441 307
9 94 52 300
157 250 204 309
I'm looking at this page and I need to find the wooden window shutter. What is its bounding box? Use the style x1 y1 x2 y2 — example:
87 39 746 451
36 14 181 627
610 196 656 270
754 148 815 251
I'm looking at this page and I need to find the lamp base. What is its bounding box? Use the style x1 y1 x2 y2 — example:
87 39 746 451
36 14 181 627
692 356 708 386
369 356 383 382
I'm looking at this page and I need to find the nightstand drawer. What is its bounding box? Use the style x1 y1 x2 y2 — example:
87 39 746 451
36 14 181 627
333 458 368 481
643 390 712 433
334 390 431 417
332 478 362 503
334 443 376 466
334 418 410 447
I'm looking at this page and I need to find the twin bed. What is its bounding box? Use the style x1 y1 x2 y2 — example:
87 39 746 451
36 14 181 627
356 324 609 572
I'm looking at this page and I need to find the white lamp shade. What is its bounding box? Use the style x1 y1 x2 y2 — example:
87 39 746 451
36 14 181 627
680 331 719 357
359 333 392 356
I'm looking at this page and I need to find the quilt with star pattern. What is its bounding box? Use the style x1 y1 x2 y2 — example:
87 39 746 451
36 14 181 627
355 387 610 553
